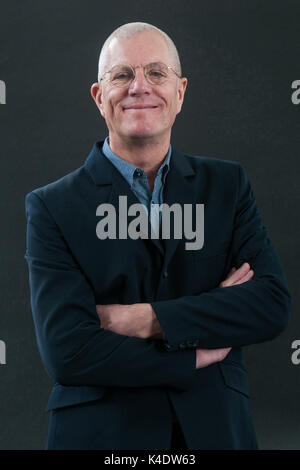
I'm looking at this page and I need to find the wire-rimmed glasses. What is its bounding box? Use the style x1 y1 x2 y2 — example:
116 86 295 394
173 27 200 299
99 62 181 87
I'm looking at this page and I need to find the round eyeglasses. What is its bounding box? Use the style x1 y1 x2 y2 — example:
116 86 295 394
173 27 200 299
99 62 181 87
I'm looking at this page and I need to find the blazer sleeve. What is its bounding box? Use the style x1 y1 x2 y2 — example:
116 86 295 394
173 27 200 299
151 163 291 351
24 191 197 391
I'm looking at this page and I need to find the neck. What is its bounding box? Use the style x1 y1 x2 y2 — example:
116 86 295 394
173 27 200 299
108 133 171 181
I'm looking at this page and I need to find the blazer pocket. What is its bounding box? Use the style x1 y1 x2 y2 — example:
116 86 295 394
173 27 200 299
218 362 250 398
45 384 107 412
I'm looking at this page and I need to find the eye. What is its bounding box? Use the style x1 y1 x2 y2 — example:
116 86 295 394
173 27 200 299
110 66 133 82
149 70 164 77
113 72 131 80
146 64 169 81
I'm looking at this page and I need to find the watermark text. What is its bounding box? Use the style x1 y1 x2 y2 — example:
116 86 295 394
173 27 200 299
96 197 204 250
291 80 300 105
0 340 6 364
0 80 6 104
291 340 300 365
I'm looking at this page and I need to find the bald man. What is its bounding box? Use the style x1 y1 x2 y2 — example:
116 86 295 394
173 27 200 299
25 22 290 450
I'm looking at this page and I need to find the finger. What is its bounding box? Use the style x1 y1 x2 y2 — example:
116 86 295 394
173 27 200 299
231 270 254 285
220 264 248 287
218 347 232 361
196 347 232 368
229 262 250 282
221 262 250 287
220 270 253 288
227 267 237 276
196 347 231 353
219 268 236 287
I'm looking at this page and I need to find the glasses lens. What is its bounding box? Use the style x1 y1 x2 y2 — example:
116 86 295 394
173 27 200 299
109 65 134 87
145 62 169 84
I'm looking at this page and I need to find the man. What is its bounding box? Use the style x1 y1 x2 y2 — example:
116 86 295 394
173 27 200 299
24 22 290 450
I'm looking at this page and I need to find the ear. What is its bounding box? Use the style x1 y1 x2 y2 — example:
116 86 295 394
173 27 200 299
176 77 188 114
90 82 105 118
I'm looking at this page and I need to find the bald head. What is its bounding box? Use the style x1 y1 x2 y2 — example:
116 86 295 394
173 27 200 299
97 22 182 82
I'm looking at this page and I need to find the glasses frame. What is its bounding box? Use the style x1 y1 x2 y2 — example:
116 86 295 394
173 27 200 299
99 62 182 87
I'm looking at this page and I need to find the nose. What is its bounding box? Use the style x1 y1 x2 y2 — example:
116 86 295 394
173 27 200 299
128 67 152 95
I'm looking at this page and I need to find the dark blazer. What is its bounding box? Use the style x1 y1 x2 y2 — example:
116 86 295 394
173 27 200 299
24 140 291 450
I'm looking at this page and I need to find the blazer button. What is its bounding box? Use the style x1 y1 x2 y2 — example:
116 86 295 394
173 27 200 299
163 270 168 278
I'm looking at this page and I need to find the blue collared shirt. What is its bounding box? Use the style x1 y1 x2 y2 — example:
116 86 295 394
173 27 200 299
102 136 171 235
101 137 178 421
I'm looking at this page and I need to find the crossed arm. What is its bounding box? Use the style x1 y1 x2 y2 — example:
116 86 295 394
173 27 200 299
95 165 290 359
25 163 290 389
96 263 254 369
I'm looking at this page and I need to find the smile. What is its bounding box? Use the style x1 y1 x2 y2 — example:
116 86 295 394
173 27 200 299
123 105 158 110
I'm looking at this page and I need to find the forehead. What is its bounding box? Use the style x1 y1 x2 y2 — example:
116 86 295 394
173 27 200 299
105 31 172 68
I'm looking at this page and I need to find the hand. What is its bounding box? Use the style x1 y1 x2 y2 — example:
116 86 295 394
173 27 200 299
195 262 254 369
196 347 231 369
96 303 162 339
219 262 254 287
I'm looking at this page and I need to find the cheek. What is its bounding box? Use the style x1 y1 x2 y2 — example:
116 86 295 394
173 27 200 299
102 101 120 125
175 100 182 114
172 94 182 115
112 101 128 122
165 94 180 118
102 90 124 119
163 89 180 113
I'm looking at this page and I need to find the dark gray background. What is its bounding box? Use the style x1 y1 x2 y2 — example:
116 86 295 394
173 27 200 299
0 0 299 450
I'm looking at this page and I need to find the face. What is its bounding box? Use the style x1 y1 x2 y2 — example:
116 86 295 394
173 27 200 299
91 31 187 143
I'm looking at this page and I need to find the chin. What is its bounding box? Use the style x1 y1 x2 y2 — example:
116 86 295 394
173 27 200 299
123 127 157 140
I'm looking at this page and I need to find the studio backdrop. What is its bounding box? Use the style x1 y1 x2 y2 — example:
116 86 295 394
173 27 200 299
0 0 299 450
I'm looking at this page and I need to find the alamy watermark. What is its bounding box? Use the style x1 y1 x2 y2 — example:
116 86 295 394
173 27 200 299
0 340 6 364
0 80 6 104
291 80 300 105
96 196 204 250
291 340 300 365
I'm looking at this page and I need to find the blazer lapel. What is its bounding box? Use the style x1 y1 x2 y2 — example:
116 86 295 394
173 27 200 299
84 141 205 266
84 141 165 255
162 147 198 268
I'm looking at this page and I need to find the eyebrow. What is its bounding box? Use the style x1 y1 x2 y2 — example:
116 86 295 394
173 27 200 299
111 61 166 67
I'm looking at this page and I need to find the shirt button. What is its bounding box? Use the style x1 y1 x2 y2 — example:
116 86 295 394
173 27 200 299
163 270 168 278
136 170 142 177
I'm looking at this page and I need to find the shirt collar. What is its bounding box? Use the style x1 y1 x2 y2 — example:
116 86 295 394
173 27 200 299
102 136 172 188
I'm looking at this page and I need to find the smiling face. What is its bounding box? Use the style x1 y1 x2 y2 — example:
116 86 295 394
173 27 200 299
91 31 187 145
